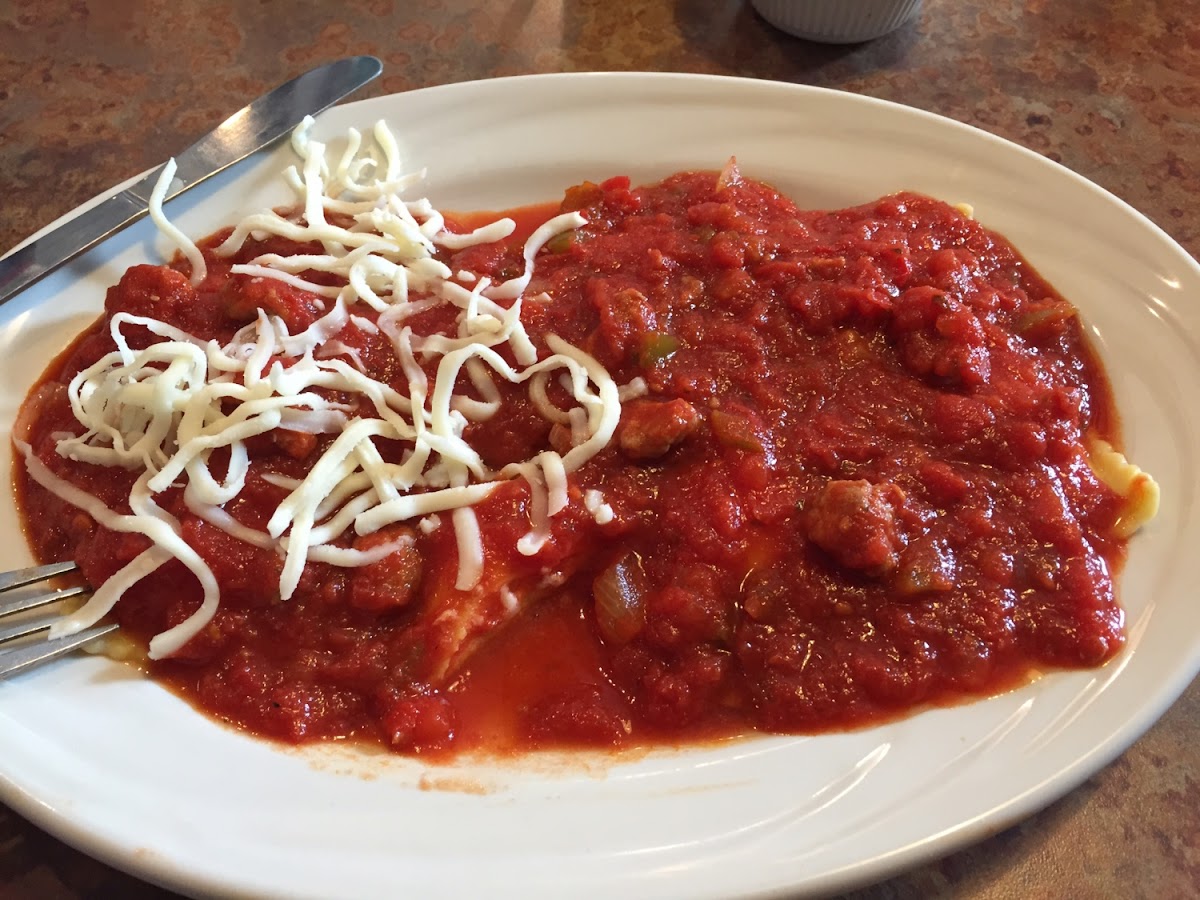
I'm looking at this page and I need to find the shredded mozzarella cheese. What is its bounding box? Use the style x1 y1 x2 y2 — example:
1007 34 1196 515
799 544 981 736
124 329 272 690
35 119 623 658
148 159 207 286
584 488 615 525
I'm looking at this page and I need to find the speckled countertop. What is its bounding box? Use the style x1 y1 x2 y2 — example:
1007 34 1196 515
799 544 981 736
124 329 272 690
0 1 1197 897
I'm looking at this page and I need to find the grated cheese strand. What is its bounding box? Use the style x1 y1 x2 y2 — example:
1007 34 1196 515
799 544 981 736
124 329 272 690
584 488 615 525
148 160 207 286
32 118 625 657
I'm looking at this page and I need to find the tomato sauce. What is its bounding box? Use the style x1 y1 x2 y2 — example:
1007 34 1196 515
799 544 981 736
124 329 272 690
15 170 1131 757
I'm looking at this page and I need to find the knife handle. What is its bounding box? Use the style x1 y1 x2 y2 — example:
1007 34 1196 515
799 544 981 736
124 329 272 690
0 184 155 307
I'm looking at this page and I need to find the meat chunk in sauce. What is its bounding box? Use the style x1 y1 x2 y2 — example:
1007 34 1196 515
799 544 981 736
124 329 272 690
104 264 196 320
589 284 659 368
617 398 701 460
891 286 991 386
805 479 907 574
348 527 422 612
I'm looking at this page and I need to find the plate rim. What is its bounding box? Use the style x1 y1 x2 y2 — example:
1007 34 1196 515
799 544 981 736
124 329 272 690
1 70 1198 900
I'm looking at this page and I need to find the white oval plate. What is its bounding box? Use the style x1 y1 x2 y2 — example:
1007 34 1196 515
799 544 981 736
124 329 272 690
1 73 1198 900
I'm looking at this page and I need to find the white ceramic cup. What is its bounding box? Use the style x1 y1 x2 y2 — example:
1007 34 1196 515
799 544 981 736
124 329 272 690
751 0 923 43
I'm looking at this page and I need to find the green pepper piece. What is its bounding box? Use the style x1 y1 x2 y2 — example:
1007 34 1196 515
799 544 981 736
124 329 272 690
545 231 575 254
638 331 679 368
711 409 764 452
1016 302 1076 335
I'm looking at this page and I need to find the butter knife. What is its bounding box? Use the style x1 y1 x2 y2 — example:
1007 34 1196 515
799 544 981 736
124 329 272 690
0 55 383 307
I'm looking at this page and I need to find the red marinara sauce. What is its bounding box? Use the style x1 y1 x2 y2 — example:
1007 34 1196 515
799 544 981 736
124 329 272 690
15 170 1131 757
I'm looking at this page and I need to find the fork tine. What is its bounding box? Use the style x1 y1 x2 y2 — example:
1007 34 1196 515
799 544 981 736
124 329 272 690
0 585 89 618
0 610 66 644
0 561 79 593
0 562 111 677
0 623 119 679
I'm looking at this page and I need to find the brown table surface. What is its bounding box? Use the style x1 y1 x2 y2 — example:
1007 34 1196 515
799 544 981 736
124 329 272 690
1 1 1197 897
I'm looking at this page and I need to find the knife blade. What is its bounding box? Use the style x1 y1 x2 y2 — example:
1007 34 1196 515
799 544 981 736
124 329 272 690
0 55 383 307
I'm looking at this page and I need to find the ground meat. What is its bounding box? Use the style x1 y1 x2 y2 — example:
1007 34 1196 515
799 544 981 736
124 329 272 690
103 264 196 320
589 283 659 368
348 527 423 611
805 479 907 574
891 285 991 386
617 398 701 460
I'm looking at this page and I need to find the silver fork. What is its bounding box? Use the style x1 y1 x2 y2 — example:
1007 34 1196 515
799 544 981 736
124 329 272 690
0 562 116 678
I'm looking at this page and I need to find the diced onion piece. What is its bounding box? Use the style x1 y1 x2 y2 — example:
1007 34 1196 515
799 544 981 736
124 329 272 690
715 156 741 192
593 552 649 645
